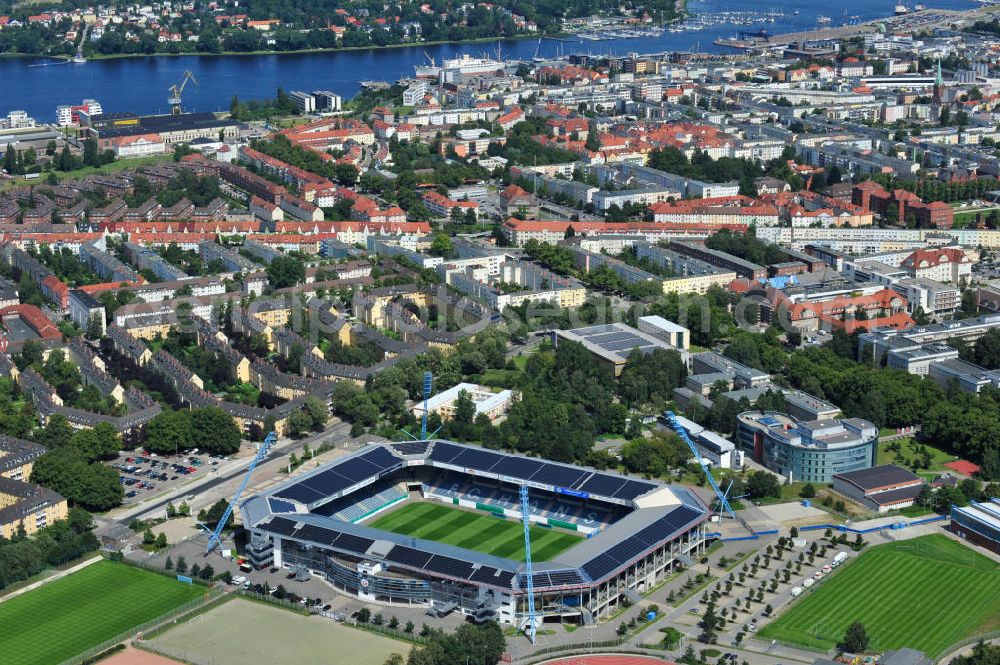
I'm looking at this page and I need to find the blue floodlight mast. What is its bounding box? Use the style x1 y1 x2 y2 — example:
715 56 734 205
205 431 277 555
664 411 737 522
520 484 536 644
421 371 432 441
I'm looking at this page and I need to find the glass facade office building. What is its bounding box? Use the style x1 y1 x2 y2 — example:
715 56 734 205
736 411 878 483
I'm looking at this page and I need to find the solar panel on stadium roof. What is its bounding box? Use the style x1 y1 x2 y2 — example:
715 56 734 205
526 572 552 588
577 473 628 497
297 524 340 546
612 479 656 500
428 441 464 463
490 456 546 480
268 498 297 514
450 448 504 472
300 469 354 495
331 458 382 482
334 533 374 554
391 441 430 455
361 446 402 469
494 571 516 587
424 555 474 579
581 553 620 580
264 516 299 536
386 546 433 569
274 482 327 504
470 566 503 584
530 464 589 488
604 536 651 565
547 570 585 586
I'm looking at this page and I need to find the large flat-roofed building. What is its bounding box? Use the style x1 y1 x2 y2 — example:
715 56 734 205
831 464 923 513
553 323 690 377
781 389 840 421
411 383 518 423
691 352 770 389
736 411 878 483
951 498 1000 555
90 112 242 146
637 315 690 351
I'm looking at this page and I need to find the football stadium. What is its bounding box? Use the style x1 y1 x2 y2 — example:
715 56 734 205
240 439 708 628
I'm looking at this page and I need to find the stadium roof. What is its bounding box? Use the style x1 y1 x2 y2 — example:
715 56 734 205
242 439 708 592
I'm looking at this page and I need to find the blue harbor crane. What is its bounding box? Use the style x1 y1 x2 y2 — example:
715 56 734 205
205 431 277 555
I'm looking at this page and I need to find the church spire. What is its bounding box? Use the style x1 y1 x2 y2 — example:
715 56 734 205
935 59 943 86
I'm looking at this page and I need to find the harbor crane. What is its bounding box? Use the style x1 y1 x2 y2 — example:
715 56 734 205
168 70 198 115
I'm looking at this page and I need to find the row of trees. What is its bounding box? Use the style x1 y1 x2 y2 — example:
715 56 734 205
0 509 98 590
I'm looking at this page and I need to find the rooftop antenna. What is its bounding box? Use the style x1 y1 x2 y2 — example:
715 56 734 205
205 431 276 555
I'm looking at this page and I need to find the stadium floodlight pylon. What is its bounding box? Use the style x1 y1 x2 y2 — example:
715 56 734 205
205 431 277 555
399 371 441 443
520 484 537 644
664 411 738 524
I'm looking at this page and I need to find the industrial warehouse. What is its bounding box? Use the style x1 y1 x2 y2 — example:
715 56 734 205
239 439 708 628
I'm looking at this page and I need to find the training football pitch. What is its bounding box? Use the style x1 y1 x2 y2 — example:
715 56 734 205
370 501 582 562
759 535 1000 657
0 560 205 665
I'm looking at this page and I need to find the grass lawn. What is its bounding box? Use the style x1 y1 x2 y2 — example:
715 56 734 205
370 501 581 562
759 535 1000 657
0 560 205 665
877 437 957 475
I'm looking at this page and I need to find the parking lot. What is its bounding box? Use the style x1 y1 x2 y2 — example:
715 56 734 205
111 449 229 504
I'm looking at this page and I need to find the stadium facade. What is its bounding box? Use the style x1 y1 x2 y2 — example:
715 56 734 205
240 439 708 626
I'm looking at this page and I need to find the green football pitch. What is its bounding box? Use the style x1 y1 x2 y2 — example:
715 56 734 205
759 535 1000 657
0 560 206 665
370 501 582 562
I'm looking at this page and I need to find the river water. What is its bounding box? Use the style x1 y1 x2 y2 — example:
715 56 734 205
0 0 978 120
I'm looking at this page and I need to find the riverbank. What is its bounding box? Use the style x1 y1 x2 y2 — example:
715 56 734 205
2 24 673 64
0 1 690 63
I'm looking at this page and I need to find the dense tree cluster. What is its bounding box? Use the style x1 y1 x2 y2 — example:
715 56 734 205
287 396 329 437
497 119 581 166
396 621 506 665
143 407 242 456
628 286 738 347
31 444 123 511
159 331 234 393
29 245 102 287
266 255 307 289
0 509 98 590
705 230 788 266
866 173 997 208
950 329 1000 370
790 340 1000 479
